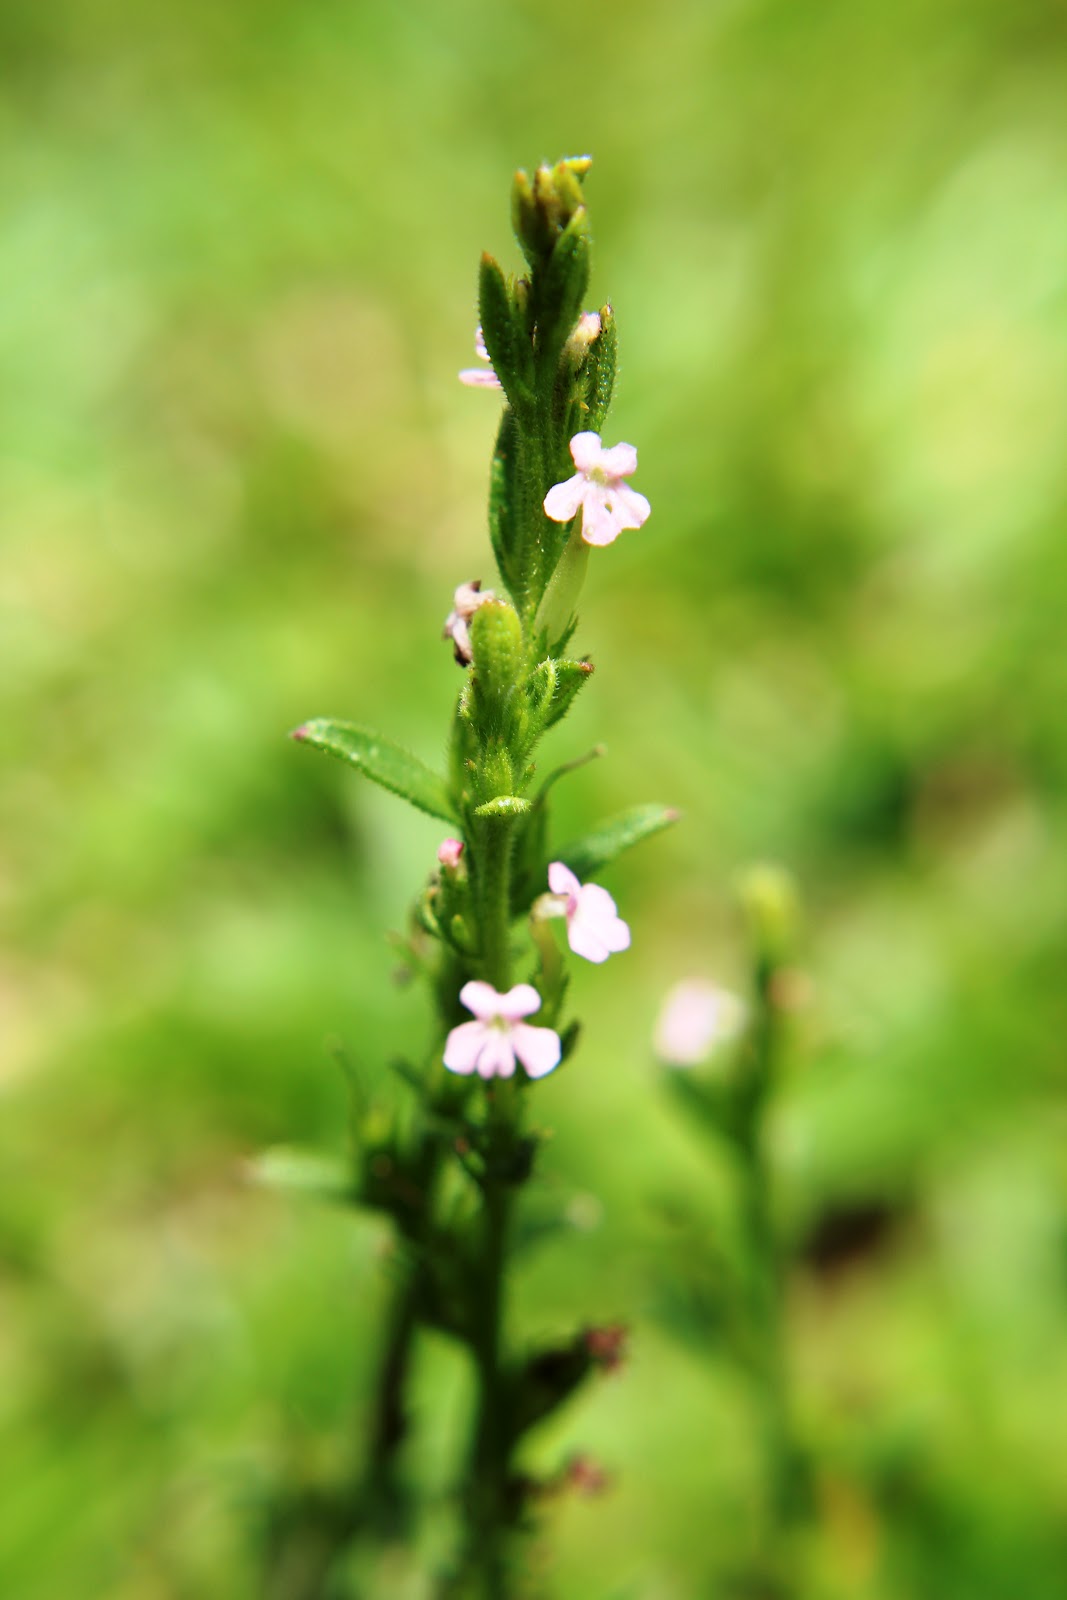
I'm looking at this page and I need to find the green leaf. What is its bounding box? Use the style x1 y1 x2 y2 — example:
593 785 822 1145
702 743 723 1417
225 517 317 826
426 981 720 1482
293 719 457 823
558 803 679 880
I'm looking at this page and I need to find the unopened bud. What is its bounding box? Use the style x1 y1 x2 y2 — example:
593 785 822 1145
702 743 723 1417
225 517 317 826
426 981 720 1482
437 838 464 870
736 862 799 967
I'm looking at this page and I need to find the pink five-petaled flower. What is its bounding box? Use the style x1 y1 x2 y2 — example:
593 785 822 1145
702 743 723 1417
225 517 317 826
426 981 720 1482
458 325 503 390
443 981 561 1081
543 432 651 548
547 862 631 964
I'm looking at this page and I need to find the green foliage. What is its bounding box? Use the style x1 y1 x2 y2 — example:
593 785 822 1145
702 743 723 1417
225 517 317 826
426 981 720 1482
558 803 680 881
4 5 1067 1598
292 719 457 824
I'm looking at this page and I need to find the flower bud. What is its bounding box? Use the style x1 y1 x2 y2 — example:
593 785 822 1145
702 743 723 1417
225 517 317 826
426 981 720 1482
437 838 465 870
736 862 799 968
470 597 523 738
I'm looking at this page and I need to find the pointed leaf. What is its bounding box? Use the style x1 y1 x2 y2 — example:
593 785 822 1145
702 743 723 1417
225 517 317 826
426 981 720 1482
558 803 679 881
293 719 457 823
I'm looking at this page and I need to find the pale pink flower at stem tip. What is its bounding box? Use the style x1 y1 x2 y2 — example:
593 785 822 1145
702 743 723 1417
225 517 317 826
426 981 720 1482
443 980 562 1081
547 861 630 964
543 432 651 548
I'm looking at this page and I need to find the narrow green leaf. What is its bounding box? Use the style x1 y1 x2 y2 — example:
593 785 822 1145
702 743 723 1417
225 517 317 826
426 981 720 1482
558 803 679 881
293 719 457 823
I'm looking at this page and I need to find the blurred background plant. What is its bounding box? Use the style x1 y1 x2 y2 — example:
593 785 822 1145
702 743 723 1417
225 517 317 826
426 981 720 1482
2 1 1067 1596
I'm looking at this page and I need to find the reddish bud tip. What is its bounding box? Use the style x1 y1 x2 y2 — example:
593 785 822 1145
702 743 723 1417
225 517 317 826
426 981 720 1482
584 1323 628 1372
290 724 309 742
565 1454 610 1497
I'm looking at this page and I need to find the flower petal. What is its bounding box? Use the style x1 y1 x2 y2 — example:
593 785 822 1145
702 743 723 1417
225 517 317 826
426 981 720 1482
579 489 625 547
569 431 603 472
459 368 503 389
459 980 502 1020
598 441 638 478
443 1020 489 1074
512 1023 562 1079
494 983 542 1020
543 474 587 523
612 484 651 529
548 861 581 900
565 916 611 963
476 1030 516 1079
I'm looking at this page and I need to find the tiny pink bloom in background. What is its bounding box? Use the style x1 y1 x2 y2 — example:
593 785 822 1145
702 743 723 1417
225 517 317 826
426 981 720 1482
437 838 464 869
654 979 747 1067
458 325 503 390
443 578 494 664
543 431 650 548
547 861 630 964
444 981 561 1080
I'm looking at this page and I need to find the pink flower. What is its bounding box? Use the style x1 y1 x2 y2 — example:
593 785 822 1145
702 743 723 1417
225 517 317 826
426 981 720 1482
443 578 494 664
547 862 631 964
543 432 651 548
653 979 746 1067
458 325 503 390
437 838 464 869
444 981 562 1080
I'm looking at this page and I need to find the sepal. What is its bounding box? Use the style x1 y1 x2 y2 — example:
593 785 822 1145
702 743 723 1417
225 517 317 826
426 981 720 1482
478 253 528 405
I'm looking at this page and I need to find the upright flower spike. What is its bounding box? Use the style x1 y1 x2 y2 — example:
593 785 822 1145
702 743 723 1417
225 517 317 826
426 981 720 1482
544 431 651 547
444 981 562 1080
547 861 631 964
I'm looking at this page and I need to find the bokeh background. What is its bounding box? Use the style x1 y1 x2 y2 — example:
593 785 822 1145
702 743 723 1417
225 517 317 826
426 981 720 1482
3 0 1067 1594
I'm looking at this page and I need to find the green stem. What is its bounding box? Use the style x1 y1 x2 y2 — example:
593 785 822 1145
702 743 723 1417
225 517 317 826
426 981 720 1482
740 960 797 1593
475 815 515 990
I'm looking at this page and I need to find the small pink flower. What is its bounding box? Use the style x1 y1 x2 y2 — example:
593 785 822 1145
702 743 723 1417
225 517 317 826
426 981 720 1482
653 979 746 1067
437 838 464 869
458 325 503 390
443 578 494 664
543 432 651 548
444 981 562 1080
547 862 631 964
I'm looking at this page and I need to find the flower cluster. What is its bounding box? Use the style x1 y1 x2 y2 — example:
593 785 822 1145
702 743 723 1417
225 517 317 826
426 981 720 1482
443 860 631 1080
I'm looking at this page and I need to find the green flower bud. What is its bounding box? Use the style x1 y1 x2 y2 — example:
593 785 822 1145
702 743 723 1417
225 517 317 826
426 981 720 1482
470 598 523 738
736 862 799 967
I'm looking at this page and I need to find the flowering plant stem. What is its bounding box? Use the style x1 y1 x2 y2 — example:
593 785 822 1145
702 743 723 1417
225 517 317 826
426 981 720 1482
285 156 673 1594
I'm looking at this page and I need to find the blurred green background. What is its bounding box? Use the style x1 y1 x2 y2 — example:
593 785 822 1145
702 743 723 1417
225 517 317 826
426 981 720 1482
3 0 1067 1594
